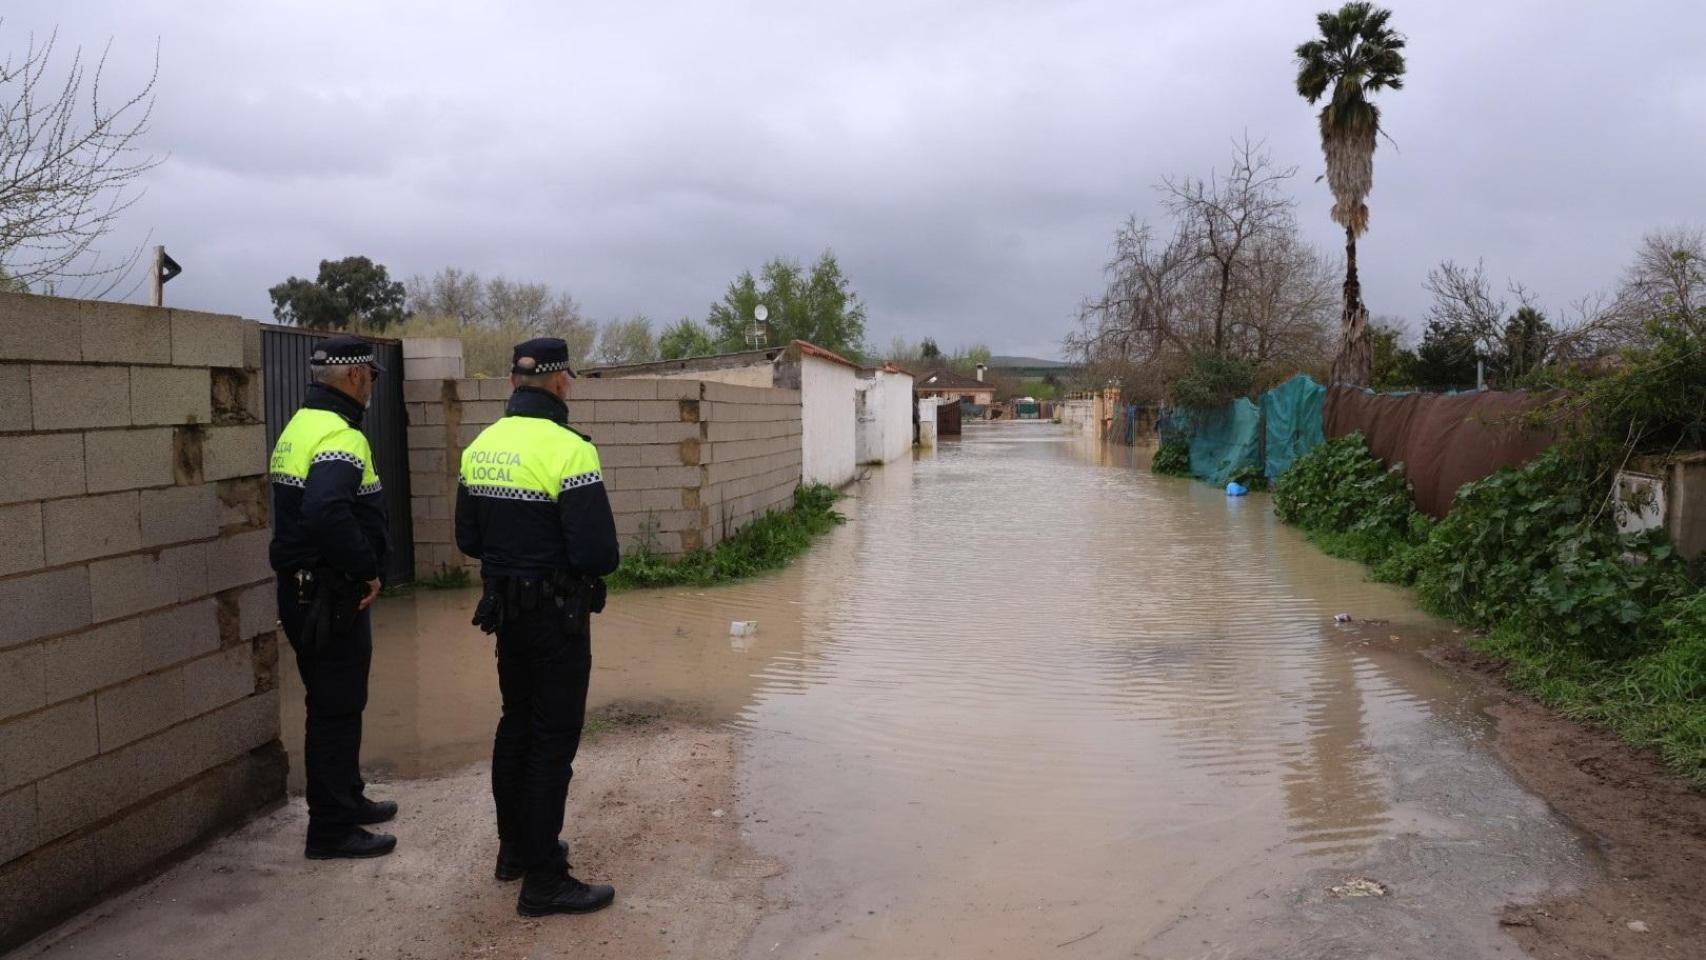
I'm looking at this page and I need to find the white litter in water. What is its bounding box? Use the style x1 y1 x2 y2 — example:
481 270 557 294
730 621 757 636
1627 920 1649 933
1328 877 1389 898
1333 613 1353 623
711 809 726 818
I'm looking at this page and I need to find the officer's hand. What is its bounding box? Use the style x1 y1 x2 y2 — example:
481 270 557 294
359 578 382 610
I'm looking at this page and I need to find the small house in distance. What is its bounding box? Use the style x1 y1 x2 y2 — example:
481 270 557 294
583 340 864 488
915 367 996 408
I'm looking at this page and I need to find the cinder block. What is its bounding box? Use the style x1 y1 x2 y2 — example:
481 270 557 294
42 491 142 565
242 322 262 370
412 518 450 544
407 425 446 451
129 366 211 426
0 433 85 506
88 552 177 623
215 477 268 531
0 502 44 578
0 565 91 649
41 618 144 704
210 368 263 425
80 304 171 364
401 337 462 360
179 646 256 718
594 399 682 423
0 784 34 864
0 642 44 721
32 688 279 847
0 364 31 431
408 448 446 473
460 400 506 423
30 364 129 430
139 484 218 547
478 378 514 401
405 355 462 379
653 380 702 401
410 401 445 426
0 696 98 792
84 427 175 493
455 422 484 446
569 379 657 402
233 581 276 641
0 293 82 361
168 309 244 368
585 422 655 446
139 599 219 673
96 665 188 751
653 422 701 443
402 379 444 403
203 528 270 593
158 542 209 602
200 424 265 481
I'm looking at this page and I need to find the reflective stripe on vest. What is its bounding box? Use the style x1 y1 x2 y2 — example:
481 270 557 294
269 408 383 495
458 415 602 501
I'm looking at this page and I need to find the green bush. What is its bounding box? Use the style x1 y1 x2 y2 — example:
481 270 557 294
1228 463 1269 492
1168 351 1255 410
1151 440 1191 476
1273 433 1420 567
608 483 844 590
1412 449 1691 658
1275 432 1705 781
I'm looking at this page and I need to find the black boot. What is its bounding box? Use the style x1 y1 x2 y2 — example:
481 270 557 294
305 827 397 860
354 799 398 825
516 871 615 916
496 839 569 882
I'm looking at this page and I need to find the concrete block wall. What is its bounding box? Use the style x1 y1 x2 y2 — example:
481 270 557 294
403 344 803 575
0 292 284 952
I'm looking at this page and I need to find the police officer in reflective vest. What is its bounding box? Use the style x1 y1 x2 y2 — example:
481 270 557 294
269 335 397 860
456 337 620 916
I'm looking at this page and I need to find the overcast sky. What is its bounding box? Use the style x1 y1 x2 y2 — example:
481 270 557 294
11 1 1706 358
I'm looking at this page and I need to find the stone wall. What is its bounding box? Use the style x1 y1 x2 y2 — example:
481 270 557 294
404 367 802 576
0 292 284 951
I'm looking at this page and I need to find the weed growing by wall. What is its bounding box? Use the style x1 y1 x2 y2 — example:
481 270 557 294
609 484 845 590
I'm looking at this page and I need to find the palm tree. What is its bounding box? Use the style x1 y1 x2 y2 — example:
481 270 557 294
1296 3 1406 386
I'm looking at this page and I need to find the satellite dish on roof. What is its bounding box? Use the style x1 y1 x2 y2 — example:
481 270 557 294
746 303 769 348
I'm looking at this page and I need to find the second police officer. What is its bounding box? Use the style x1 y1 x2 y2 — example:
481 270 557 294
268 335 397 860
455 337 621 917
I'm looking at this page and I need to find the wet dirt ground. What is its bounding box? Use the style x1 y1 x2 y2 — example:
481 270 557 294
13 422 1705 959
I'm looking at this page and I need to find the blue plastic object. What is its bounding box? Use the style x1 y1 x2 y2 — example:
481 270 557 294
1226 481 1248 496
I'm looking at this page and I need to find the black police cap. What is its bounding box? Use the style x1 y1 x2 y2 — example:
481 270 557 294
512 337 575 376
309 335 383 371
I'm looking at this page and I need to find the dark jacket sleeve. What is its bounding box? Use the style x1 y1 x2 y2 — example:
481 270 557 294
559 482 620 576
454 482 483 559
302 460 381 581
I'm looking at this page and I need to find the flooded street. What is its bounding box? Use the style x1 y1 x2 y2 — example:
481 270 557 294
277 422 1592 959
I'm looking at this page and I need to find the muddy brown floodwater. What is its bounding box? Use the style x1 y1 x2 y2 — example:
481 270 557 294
285 422 1597 959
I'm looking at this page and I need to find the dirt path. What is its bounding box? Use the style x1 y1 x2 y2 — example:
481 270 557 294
1430 645 1706 960
12 718 772 960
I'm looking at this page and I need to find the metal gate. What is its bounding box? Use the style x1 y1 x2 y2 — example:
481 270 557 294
260 325 414 583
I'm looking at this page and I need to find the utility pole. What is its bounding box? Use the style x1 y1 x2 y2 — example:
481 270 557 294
150 245 183 307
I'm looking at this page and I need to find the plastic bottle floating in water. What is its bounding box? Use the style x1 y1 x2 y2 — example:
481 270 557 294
729 621 758 637
1225 482 1248 496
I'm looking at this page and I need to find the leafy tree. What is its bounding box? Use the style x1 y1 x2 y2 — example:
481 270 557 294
594 315 658 365
1368 319 1417 390
658 317 717 360
920 338 941 360
1412 318 1479 389
707 251 867 357
1495 305 1553 384
1295 2 1407 386
269 256 408 331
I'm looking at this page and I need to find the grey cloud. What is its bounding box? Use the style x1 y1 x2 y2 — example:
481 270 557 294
7 0 1704 356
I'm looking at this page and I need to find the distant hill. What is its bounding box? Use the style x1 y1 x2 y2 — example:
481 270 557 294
989 355 1077 369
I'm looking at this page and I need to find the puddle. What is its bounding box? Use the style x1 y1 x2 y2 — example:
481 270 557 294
279 422 1591 959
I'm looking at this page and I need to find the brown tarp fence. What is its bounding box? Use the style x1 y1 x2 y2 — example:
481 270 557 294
1324 386 1560 518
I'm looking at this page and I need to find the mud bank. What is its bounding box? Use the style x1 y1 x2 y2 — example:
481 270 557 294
10 717 768 960
1431 643 1706 960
